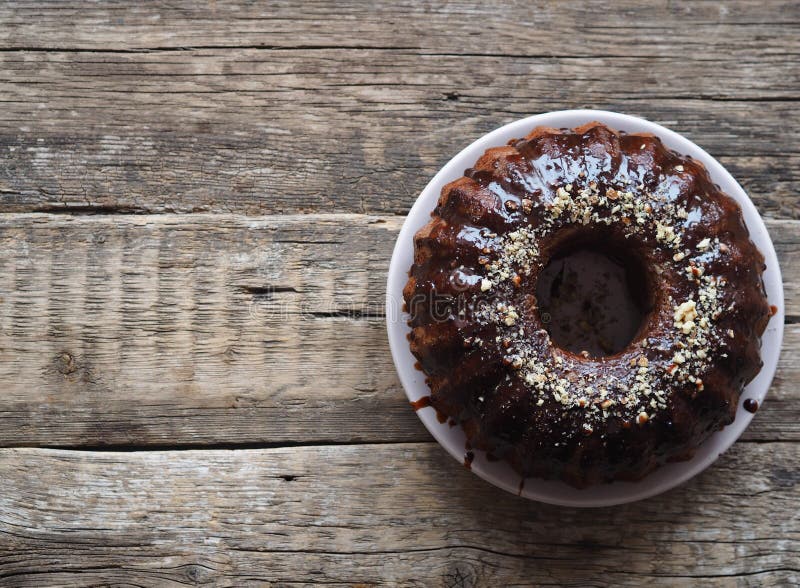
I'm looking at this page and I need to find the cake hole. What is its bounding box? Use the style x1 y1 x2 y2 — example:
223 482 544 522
535 238 650 358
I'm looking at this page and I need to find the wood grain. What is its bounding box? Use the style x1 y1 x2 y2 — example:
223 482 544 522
0 443 797 586
0 213 794 447
1 1 798 54
0 2 797 217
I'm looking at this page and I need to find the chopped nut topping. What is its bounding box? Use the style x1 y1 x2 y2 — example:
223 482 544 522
656 222 679 246
689 264 704 278
673 300 698 329
480 278 493 292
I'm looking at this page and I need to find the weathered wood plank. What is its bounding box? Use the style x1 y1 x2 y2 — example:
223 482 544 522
0 213 795 446
0 1 798 54
0 50 797 216
0 443 797 586
0 213 415 446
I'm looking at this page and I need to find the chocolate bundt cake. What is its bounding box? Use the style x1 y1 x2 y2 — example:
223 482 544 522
403 122 770 487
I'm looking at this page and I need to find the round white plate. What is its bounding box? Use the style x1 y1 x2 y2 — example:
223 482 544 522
386 110 784 507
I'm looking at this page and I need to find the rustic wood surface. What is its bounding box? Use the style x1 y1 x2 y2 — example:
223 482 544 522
0 1 797 586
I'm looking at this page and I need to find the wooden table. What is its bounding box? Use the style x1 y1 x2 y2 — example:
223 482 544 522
0 2 797 585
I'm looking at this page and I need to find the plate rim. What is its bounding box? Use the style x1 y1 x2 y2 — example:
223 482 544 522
385 109 784 507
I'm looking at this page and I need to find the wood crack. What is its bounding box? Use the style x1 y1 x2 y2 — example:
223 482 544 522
19 439 435 452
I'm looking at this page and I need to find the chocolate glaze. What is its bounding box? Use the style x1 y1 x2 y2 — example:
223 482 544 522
410 396 432 411
403 122 771 487
743 398 759 413
464 451 475 469
410 395 450 423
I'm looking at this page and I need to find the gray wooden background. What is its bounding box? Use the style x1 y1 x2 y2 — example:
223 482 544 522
0 2 797 586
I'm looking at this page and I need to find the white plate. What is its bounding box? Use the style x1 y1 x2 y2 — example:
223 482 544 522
386 110 784 507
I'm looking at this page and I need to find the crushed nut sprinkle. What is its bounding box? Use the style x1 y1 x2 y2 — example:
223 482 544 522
673 300 698 331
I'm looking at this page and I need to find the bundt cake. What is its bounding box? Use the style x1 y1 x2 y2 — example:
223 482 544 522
403 122 771 487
